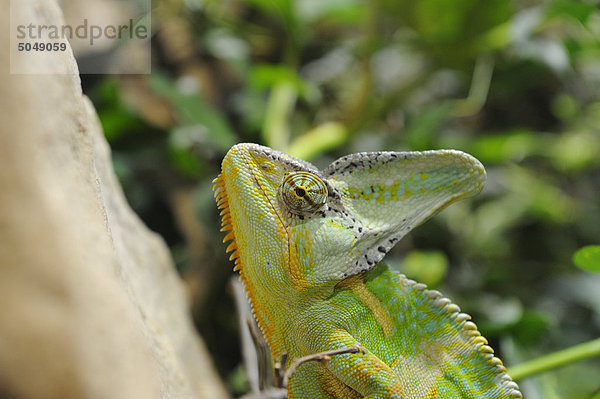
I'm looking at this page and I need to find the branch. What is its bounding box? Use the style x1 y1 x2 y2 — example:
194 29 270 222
508 337 600 381
282 346 367 388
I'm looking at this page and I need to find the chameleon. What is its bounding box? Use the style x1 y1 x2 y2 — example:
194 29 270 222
213 143 522 398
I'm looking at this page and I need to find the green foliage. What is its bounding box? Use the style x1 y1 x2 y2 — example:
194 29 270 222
573 246 600 273
94 79 145 141
287 122 348 161
399 250 448 287
150 73 236 153
87 0 600 396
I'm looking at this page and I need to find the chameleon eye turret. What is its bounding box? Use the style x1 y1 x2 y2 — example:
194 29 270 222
279 171 327 215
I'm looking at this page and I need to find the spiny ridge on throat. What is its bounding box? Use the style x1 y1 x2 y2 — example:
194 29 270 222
213 173 278 350
213 174 240 272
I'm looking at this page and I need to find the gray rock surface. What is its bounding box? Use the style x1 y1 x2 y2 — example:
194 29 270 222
0 1 228 398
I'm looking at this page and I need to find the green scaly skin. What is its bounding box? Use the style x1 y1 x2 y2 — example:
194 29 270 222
214 143 521 398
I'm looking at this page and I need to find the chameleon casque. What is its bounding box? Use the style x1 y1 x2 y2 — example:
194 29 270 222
214 143 522 398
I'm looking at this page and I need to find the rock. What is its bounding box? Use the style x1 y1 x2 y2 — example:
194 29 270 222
0 1 228 398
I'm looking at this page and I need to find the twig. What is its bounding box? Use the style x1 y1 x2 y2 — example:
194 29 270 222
273 352 288 389
452 55 494 117
245 317 271 390
231 278 261 394
282 346 367 388
508 337 600 381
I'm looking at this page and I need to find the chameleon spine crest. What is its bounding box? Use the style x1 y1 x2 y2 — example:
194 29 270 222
404 274 523 398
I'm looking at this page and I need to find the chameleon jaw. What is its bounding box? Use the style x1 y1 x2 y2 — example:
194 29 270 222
213 169 283 352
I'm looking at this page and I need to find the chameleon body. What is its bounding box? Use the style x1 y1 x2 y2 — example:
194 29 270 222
214 143 521 398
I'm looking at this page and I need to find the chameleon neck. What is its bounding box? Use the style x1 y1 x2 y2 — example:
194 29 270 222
241 256 333 358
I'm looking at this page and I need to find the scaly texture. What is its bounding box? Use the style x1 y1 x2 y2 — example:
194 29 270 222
214 143 521 398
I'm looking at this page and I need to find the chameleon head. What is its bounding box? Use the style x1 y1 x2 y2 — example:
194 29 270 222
214 143 486 295
213 143 332 297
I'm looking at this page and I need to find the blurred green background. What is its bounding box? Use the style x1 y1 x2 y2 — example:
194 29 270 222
85 0 600 397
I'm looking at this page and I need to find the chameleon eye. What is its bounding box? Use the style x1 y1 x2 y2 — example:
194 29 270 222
279 172 327 215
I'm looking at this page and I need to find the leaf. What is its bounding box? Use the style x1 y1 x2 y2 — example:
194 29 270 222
296 0 364 24
93 79 144 142
150 73 236 152
241 0 296 31
573 246 600 273
400 250 448 287
168 126 208 178
514 311 549 346
470 130 539 163
249 64 308 93
262 81 297 151
546 0 597 24
403 104 451 150
548 130 600 172
288 122 347 161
